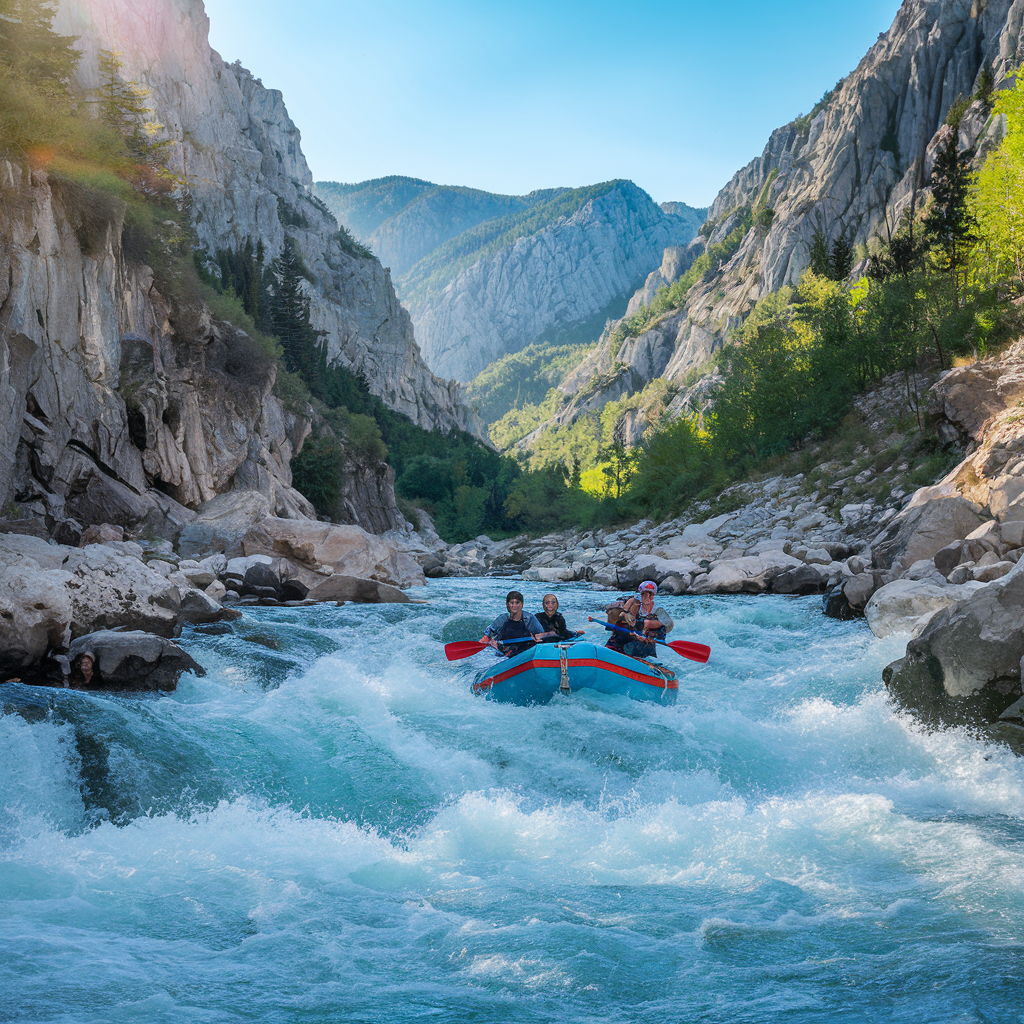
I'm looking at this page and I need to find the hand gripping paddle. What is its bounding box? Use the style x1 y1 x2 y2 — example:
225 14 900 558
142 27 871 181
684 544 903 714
587 618 710 663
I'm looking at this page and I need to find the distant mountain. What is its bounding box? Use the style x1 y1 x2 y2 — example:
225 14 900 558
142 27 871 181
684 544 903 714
315 176 706 381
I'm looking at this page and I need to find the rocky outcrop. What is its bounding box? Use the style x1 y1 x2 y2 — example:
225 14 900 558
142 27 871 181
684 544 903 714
56 0 474 436
0 157 319 535
883 564 1024 726
526 0 1024 445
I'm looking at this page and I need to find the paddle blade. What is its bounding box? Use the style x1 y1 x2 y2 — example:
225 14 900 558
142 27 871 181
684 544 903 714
666 640 711 663
444 640 488 661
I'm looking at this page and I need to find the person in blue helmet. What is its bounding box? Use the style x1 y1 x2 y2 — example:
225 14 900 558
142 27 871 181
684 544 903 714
480 590 545 657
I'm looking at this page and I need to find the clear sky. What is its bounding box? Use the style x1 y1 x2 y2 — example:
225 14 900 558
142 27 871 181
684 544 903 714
202 0 905 208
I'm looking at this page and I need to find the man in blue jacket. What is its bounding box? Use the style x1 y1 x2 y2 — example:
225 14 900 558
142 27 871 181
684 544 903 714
480 590 545 656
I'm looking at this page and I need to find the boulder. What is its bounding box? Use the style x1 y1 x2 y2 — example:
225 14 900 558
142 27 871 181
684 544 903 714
62 545 182 638
305 574 411 604
177 587 227 624
770 564 828 595
0 560 72 673
883 565 1024 725
872 494 984 576
241 517 424 588
242 562 282 598
177 490 272 560
659 573 690 596
842 572 878 611
864 578 980 639
67 630 206 691
688 556 769 595
823 585 859 621
80 523 124 546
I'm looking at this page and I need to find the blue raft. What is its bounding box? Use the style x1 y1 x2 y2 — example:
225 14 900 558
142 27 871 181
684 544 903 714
471 640 677 705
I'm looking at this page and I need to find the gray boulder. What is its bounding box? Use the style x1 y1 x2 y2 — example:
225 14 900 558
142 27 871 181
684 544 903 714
883 565 1024 726
872 494 984 577
67 630 206 691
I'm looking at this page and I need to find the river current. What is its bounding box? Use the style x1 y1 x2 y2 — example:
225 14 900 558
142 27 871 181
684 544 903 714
3 577 1024 1023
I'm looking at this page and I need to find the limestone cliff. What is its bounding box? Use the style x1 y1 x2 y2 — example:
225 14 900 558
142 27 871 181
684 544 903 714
55 0 474 436
538 0 1024 438
0 159 312 531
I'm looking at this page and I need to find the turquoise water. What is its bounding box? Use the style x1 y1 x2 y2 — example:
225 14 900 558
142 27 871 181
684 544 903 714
3 578 1024 1023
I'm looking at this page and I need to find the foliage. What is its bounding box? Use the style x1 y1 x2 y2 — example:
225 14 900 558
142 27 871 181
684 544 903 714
924 129 976 309
972 70 1024 287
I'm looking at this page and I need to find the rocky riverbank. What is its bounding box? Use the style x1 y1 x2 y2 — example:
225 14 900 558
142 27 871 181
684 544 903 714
0 497 424 690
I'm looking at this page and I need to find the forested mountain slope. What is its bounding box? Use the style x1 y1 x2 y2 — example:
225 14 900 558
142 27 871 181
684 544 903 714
317 175 706 382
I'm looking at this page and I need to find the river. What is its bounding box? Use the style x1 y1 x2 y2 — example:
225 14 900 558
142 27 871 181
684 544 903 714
3 578 1024 1023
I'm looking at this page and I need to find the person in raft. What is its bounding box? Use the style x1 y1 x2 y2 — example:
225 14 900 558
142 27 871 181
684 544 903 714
481 590 546 657
535 593 584 642
624 581 667 658
603 606 634 654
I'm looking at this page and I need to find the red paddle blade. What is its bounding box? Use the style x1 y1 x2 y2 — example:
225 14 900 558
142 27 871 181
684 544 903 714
444 640 488 661
667 640 711 663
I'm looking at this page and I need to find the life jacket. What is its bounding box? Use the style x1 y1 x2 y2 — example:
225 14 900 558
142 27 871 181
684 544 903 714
536 611 568 641
497 614 534 656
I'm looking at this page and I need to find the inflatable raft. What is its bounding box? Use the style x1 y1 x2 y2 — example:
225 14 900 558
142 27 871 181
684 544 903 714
471 640 677 705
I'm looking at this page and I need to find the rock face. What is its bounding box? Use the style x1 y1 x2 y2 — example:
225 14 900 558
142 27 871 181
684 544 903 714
56 0 473 436
0 157 318 534
528 0 1024 441
318 177 703 382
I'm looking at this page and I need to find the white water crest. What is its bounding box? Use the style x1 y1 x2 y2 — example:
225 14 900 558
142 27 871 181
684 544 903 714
3 579 1024 1023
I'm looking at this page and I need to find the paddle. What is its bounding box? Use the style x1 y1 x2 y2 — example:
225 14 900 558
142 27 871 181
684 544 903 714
444 635 538 662
587 618 711 663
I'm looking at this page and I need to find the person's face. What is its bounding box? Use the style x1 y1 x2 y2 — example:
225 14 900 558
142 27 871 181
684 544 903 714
80 656 93 672
543 596 558 613
507 597 523 618
641 591 654 609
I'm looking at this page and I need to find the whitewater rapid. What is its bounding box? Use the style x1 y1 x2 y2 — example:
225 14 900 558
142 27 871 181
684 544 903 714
3 578 1024 1023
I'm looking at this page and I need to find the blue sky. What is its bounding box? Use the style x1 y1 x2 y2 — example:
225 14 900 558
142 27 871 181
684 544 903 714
202 0 904 207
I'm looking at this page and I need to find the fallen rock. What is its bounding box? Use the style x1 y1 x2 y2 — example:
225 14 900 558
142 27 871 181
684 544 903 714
872 493 985 577
304 574 411 604
864 578 981 638
67 630 206 691
883 565 1024 725
241 517 424 588
177 490 272 560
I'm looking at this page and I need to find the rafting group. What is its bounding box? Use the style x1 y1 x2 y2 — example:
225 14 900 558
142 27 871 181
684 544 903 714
479 583 672 661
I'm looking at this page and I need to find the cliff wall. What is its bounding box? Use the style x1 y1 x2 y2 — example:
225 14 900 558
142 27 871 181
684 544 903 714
538 0 1024 436
56 0 475 436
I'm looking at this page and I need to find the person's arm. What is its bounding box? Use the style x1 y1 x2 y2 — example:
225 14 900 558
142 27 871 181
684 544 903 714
524 613 545 640
480 613 509 647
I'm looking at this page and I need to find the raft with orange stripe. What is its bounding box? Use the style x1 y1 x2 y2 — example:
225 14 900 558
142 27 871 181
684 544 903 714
470 641 677 705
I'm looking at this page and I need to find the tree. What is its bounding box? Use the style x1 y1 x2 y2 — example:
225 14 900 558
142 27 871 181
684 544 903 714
96 49 162 160
924 126 976 309
972 70 1024 288
267 238 325 378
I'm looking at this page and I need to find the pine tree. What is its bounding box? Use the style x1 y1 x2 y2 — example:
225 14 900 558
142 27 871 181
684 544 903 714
268 238 325 379
924 128 976 308
96 48 163 161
